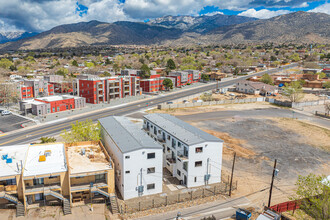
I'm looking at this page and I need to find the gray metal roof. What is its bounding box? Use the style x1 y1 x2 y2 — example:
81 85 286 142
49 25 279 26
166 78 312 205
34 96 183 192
143 114 223 145
99 116 162 153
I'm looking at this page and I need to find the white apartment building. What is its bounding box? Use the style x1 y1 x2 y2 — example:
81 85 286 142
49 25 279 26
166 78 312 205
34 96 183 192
143 114 223 188
99 116 163 200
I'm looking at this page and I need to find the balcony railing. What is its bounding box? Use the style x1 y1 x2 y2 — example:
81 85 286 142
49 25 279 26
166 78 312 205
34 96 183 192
70 180 107 192
25 183 61 193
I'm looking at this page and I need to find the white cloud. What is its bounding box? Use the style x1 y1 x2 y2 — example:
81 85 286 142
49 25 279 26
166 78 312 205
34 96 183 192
238 8 291 19
202 11 224 16
309 3 330 15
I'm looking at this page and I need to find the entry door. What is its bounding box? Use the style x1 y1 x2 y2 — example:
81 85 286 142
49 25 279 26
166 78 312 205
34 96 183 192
183 175 187 185
35 193 44 201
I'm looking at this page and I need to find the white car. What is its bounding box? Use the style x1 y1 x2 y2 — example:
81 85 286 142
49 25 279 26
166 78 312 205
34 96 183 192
1 110 11 116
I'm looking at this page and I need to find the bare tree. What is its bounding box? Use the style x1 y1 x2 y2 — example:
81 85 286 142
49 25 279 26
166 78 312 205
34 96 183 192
325 102 330 115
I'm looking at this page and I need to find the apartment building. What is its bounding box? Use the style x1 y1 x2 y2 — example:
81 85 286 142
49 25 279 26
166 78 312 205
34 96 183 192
21 79 54 99
99 116 163 200
168 70 201 87
143 114 223 188
19 95 86 116
0 141 115 216
78 75 140 104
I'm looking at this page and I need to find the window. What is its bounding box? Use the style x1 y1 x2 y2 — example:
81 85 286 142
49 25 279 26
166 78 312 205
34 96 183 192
6 178 16 185
195 147 203 153
167 147 171 153
167 135 171 140
177 169 181 176
125 171 130 174
57 107 60 112
178 142 182 148
183 162 188 171
172 139 176 149
49 176 57 179
147 183 155 190
154 127 157 135
33 178 44 185
147 167 155 174
158 130 161 134
95 174 105 181
147 153 155 159
52 107 55 112
125 155 130 159
66 105 68 110
75 176 83 179
194 177 197 182
195 161 202 167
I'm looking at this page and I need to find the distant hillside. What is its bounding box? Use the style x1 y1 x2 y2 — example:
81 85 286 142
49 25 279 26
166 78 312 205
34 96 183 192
204 11 330 44
0 31 38 44
147 14 258 33
0 11 329 51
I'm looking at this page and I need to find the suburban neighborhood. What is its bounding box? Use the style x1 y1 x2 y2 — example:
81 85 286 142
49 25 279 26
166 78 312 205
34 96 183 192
0 39 329 219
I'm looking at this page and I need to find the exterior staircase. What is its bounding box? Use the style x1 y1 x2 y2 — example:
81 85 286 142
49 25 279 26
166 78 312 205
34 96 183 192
16 202 25 217
0 192 25 217
44 190 71 215
109 193 119 214
91 187 110 197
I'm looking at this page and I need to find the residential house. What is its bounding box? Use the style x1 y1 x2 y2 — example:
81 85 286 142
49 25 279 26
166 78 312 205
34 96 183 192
236 80 278 95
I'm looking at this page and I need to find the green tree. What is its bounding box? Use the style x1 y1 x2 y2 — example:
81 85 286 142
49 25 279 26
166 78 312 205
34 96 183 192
291 174 329 220
61 120 101 144
289 53 300 62
201 73 210 81
113 63 120 73
140 64 151 79
0 58 13 69
260 74 273 85
323 81 330 89
56 68 69 77
85 62 95 68
318 72 326 79
40 137 56 143
162 78 173 90
166 59 176 70
72 60 78 67
233 67 240 76
283 81 304 102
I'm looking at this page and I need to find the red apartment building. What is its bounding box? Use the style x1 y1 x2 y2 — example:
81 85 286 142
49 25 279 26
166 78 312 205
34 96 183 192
19 79 54 100
20 95 86 116
78 75 140 104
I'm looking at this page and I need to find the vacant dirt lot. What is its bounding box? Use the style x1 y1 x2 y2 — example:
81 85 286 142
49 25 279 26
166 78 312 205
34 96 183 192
188 117 330 207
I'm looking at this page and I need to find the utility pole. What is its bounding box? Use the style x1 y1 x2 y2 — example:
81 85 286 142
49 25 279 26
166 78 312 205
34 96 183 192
268 159 277 207
229 152 236 197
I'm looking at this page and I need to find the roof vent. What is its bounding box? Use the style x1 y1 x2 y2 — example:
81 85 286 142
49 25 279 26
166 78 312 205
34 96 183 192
44 150 51 157
6 158 12 164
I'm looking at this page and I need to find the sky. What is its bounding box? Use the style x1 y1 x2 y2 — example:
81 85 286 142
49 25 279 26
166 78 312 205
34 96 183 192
0 0 329 32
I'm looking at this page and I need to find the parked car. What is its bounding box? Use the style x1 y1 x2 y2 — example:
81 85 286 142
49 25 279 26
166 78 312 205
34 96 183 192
167 101 174 104
183 100 190 103
1 110 11 116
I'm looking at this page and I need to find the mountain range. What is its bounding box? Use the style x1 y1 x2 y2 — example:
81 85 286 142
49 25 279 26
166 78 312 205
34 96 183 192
0 31 38 44
0 11 329 51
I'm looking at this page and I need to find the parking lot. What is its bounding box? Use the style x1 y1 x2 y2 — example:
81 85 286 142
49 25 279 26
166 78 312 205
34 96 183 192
0 110 34 133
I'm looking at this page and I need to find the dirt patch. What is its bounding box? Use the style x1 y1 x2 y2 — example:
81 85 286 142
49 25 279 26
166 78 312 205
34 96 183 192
272 118 330 152
148 102 274 116
202 129 257 159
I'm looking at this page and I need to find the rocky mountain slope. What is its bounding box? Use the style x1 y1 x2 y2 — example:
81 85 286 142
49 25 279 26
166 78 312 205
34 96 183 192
0 11 329 50
0 31 38 44
147 14 258 33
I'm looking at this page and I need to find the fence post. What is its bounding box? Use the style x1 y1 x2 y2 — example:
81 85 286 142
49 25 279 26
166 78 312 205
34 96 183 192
125 204 126 214
165 196 167 206
214 186 216 195
190 192 193 200
152 199 154 208
139 202 141 211
236 180 238 190
203 188 205 198
178 194 180 202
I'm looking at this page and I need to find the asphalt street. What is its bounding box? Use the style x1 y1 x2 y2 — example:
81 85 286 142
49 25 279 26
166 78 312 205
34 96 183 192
0 64 297 146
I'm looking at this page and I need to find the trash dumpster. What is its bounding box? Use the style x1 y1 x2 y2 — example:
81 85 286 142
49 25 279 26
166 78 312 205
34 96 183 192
236 208 252 220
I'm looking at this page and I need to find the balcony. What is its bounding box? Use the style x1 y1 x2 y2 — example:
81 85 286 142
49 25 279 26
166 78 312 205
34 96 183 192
0 184 17 193
177 150 189 161
25 183 61 194
70 180 107 192
157 134 165 142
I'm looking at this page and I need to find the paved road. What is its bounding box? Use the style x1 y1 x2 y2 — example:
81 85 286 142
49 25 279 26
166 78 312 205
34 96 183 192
0 64 297 146
177 108 330 129
0 114 32 133
136 196 251 220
